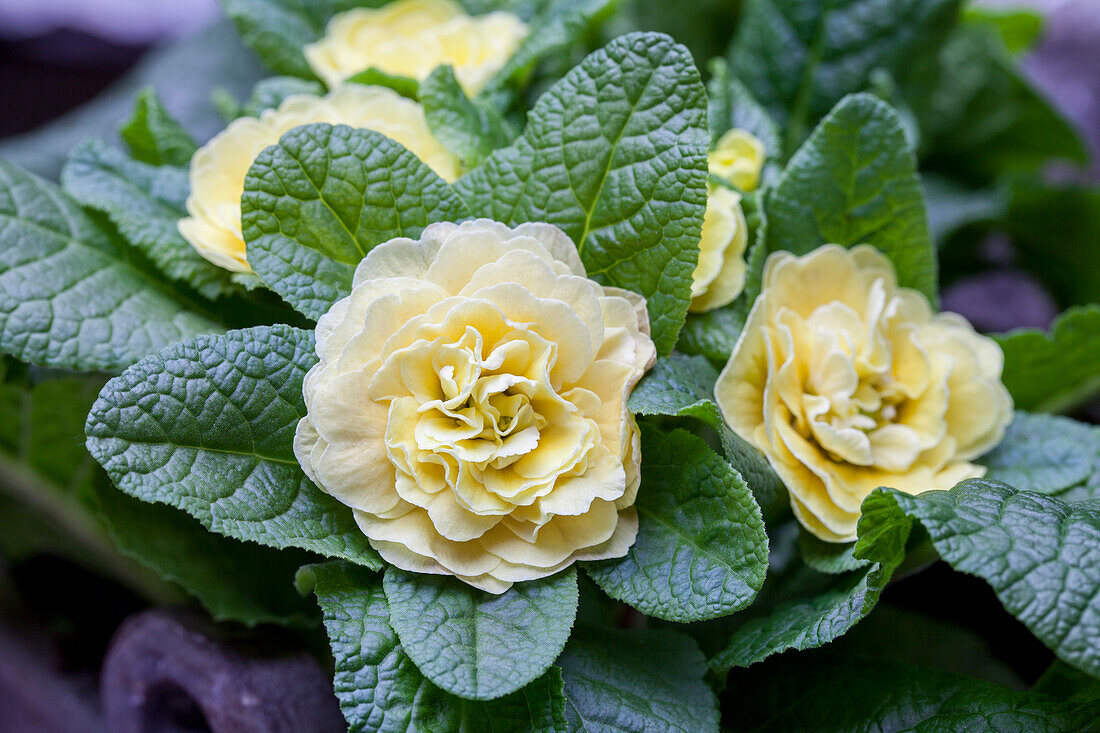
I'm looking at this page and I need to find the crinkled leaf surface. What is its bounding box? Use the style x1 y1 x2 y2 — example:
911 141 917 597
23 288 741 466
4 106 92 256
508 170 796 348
421 65 513 167
627 353 787 523
856 479 1100 678
91 477 317 627
709 557 892 671
456 32 709 355
759 93 938 304
728 0 960 151
557 624 719 732
60 140 237 301
383 566 578 701
585 427 767 622
728 656 1100 732
301 561 567 733
981 412 1099 499
0 159 221 371
119 87 199 167
994 305 1100 414
241 123 470 319
85 325 380 566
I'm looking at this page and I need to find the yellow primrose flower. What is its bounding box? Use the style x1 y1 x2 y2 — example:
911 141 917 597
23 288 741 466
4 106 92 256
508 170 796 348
689 186 749 313
294 219 656 593
689 128 766 312
304 0 529 96
715 245 1013 542
179 84 460 274
709 128 766 192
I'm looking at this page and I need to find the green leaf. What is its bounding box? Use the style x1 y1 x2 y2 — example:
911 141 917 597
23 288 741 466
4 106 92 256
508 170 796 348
421 65 513 167
705 58 781 161
709 558 893 671
627 353 788 524
1005 182 1100 309
728 0 960 152
383 567 578 701
759 93 938 305
219 0 366 79
963 4 1045 56
456 32 710 356
346 68 421 99
241 123 470 320
241 76 326 117
675 303 745 363
90 477 317 627
557 624 719 732
727 656 1100 732
300 561 567 733
585 427 767 622
0 159 222 371
84 325 381 567
994 305 1100 414
981 412 1099 499
798 531 866 575
856 479 1100 679
119 87 199 167
914 24 1088 181
60 139 237 301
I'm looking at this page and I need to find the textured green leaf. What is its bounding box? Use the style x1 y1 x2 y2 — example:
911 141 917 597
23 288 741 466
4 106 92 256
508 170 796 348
421 65 513 167
760 93 938 304
675 303 745 363
705 58 781 161
456 32 709 355
914 24 1088 181
241 123 470 320
241 76 326 117
60 139 237 301
0 159 221 371
994 305 1100 414
91 477 317 627
119 87 199 167
85 325 380 566
383 566 578 700
981 412 1099 500
301 561 567 733
557 624 719 732
709 558 893 671
219 0 367 79
728 656 1100 732
856 479 1100 679
728 0 960 152
627 352 787 524
585 427 767 622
